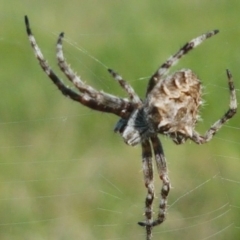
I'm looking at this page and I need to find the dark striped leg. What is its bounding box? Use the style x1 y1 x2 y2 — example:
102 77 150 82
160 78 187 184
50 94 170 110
151 136 170 226
24 15 133 118
191 69 237 144
146 29 219 95
108 69 141 105
139 139 154 240
139 136 170 228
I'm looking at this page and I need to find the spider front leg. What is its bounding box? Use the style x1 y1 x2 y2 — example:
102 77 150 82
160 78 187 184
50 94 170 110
139 139 154 240
138 136 170 240
191 69 237 144
139 136 170 230
150 136 170 227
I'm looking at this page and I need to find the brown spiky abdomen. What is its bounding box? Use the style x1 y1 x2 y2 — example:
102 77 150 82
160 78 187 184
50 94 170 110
147 69 202 140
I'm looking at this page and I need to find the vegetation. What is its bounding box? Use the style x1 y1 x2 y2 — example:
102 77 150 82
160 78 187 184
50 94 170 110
0 1 239 239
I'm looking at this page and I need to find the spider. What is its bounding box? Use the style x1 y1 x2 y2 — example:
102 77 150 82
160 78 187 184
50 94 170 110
24 16 237 240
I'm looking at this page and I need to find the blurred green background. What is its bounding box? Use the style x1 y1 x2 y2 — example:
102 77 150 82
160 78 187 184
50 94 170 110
0 0 240 239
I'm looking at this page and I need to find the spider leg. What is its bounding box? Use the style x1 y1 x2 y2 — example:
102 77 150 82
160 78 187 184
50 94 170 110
146 29 219 95
191 69 237 144
24 17 82 101
151 136 170 227
138 139 154 240
24 16 133 118
56 32 100 96
56 31 137 117
108 69 142 106
139 136 170 228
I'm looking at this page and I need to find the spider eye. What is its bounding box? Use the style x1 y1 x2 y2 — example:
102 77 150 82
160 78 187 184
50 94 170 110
114 118 128 134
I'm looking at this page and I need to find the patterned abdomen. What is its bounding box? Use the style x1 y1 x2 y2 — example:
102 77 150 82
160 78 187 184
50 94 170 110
148 69 202 143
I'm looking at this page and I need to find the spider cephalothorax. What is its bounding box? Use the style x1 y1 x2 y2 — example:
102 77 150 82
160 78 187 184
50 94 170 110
115 108 155 146
24 16 237 240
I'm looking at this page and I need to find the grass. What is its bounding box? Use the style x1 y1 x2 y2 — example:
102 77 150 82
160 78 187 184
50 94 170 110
0 0 240 239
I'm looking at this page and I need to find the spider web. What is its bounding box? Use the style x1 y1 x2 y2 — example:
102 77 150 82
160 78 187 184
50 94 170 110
1 1 240 239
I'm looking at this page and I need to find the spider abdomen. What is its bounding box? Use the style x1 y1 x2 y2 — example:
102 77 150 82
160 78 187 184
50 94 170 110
148 69 202 143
